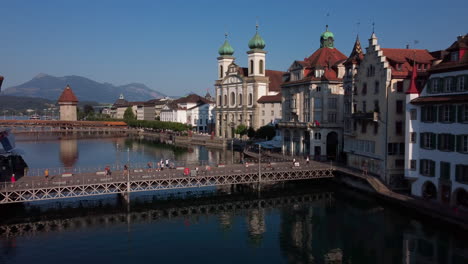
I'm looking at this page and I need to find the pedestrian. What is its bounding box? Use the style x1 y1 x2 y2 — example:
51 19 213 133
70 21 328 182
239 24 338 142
195 167 199 176
157 162 161 171
165 159 169 167
123 164 129 176
160 162 164 171
147 161 152 172
293 158 296 166
44 168 49 180
10 174 16 183
306 156 310 164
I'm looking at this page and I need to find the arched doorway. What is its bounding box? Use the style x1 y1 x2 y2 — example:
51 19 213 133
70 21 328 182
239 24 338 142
326 132 338 160
453 188 468 209
422 181 437 200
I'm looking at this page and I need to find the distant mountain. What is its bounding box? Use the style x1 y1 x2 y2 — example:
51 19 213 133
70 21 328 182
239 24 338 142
1 74 167 103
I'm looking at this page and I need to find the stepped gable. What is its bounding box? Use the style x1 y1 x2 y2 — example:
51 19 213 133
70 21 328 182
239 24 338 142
58 85 78 103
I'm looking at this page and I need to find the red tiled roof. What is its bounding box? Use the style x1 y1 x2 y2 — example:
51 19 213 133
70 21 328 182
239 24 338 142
238 67 285 92
321 68 341 81
381 48 434 78
429 35 468 73
257 93 282 103
175 94 214 104
305 47 347 68
58 85 78 103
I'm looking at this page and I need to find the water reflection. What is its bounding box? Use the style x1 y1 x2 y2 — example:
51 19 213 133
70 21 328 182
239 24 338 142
59 138 78 168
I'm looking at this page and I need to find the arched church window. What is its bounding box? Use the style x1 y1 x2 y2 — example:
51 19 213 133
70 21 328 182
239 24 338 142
250 60 254 74
220 65 224 78
230 92 235 106
238 94 242 106
248 93 253 105
259 60 264 74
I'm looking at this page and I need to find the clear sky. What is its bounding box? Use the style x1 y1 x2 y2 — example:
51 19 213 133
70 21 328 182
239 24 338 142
1 0 466 96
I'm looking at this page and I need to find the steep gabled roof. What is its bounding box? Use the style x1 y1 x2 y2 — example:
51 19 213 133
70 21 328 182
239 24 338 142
344 36 364 65
58 85 78 103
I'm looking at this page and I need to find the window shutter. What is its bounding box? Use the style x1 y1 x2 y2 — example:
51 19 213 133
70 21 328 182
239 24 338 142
456 135 462 152
420 160 424 174
458 105 463 123
455 164 461 181
437 134 442 150
440 162 444 179
450 105 456 122
420 133 425 148
430 161 435 177
421 107 426 122
431 133 437 149
433 105 439 122
438 106 443 122
449 134 455 151
438 78 445 92
464 75 468 91
426 79 432 93
451 77 457 91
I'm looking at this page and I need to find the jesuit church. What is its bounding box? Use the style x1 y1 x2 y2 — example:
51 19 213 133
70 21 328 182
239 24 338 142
214 26 284 138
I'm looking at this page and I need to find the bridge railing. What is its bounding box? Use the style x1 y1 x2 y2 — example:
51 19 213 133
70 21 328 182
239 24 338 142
1 161 332 192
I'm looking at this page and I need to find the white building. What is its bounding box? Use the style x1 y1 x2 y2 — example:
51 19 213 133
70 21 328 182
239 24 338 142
160 94 215 132
215 28 284 138
405 34 468 208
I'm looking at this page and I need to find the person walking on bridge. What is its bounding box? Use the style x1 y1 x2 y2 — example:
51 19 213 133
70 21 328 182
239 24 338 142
123 164 129 177
44 169 49 181
10 174 16 183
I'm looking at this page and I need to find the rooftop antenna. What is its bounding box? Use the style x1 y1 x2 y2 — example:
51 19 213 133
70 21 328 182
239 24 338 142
372 21 375 33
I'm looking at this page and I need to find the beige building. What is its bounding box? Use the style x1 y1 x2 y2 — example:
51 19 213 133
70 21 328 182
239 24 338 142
343 32 434 189
280 27 346 158
215 29 284 138
257 94 282 126
58 85 78 121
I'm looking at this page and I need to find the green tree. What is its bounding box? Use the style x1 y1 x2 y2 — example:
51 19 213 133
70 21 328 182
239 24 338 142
247 127 256 138
123 107 136 120
83 104 94 115
255 125 276 140
235 124 248 136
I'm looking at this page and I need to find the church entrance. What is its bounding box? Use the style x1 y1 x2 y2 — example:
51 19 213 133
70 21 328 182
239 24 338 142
326 132 338 160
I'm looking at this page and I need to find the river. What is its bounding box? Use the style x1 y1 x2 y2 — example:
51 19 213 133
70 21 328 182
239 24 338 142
1 134 467 263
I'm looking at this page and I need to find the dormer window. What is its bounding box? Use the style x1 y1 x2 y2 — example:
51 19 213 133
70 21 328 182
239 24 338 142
451 51 459 62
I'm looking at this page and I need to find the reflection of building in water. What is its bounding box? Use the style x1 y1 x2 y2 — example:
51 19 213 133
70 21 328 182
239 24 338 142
324 248 343 264
402 222 468 264
218 212 232 231
280 207 315 263
247 208 265 245
59 138 78 168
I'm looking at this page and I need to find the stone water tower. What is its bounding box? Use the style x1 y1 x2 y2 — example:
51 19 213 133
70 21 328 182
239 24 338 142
58 85 78 121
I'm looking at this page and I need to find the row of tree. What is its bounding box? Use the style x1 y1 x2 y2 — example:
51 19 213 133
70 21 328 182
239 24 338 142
234 124 276 140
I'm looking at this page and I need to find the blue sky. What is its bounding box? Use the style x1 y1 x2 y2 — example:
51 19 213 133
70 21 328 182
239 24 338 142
1 0 466 96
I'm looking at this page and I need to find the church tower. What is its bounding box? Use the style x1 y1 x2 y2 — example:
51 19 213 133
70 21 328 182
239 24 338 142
58 85 78 121
217 33 235 80
247 24 266 77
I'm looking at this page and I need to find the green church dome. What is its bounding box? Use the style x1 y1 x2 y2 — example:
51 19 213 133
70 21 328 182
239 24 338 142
248 26 266 50
320 25 335 49
218 38 234 56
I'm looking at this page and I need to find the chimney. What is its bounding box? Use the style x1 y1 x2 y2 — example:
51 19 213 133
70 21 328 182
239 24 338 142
406 44 410 49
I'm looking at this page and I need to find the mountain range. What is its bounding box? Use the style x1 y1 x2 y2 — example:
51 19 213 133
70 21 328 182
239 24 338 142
1 74 167 103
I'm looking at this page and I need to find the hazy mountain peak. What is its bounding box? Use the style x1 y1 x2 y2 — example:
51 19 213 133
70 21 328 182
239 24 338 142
2 74 167 103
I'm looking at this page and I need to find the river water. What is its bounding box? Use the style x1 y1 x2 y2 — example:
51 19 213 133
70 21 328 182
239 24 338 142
1 135 467 263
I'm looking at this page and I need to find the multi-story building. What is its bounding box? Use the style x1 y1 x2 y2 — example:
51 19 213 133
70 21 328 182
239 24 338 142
215 28 284 138
405 34 468 207
160 93 215 132
344 32 434 189
280 26 346 158
256 93 282 126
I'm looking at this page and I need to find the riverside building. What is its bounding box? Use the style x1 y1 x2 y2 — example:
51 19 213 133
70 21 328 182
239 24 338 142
343 32 434 189
405 34 468 207
214 27 284 138
279 26 346 159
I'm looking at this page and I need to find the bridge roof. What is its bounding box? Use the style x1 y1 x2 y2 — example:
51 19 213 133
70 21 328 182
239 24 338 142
0 120 128 127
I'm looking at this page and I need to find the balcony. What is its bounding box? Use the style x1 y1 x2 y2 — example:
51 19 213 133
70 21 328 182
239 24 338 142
278 121 307 129
351 111 378 121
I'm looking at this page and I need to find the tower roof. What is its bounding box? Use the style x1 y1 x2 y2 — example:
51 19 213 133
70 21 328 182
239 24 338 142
58 85 78 103
344 35 364 65
320 25 335 49
248 24 266 50
218 34 234 56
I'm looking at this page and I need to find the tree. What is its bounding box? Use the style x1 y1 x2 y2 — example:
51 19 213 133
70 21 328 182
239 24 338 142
83 104 94 115
247 127 256 138
123 107 136 120
255 125 276 140
235 124 248 137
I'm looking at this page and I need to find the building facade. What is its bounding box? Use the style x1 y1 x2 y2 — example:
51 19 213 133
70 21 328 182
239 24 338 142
215 29 284 138
58 85 78 121
280 27 346 159
344 32 434 189
257 94 282 126
405 34 468 208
